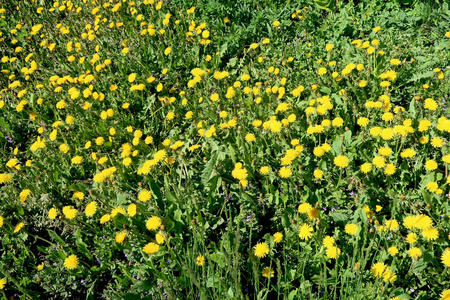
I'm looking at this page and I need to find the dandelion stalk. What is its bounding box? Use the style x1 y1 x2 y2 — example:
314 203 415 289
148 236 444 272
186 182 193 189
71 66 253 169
336 168 343 190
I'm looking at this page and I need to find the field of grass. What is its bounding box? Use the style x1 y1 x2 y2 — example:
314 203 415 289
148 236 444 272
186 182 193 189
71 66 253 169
0 0 450 299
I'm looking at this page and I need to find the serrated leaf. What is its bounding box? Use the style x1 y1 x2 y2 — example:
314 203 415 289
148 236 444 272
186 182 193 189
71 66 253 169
113 213 128 229
116 193 127 205
133 280 153 292
209 252 226 268
331 94 344 106
206 275 222 288
407 70 435 83
165 189 177 204
228 145 236 164
288 289 298 299
201 152 218 185
344 130 352 146
320 86 331 94
47 229 66 246
149 179 164 210
162 216 175 231
75 229 93 260
331 212 348 223
219 43 228 56
227 57 237 68
174 208 184 224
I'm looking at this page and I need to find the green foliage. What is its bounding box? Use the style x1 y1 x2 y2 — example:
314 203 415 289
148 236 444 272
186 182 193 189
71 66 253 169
0 0 449 299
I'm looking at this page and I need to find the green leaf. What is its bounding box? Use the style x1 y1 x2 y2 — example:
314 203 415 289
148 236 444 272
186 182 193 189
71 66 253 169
219 43 228 56
123 293 152 300
331 212 348 223
113 213 128 229
174 208 184 224
288 289 298 300
150 179 164 210
133 280 153 292
228 145 236 164
332 94 343 107
37 246 48 254
391 294 412 300
201 152 219 186
47 229 66 246
206 275 222 288
165 189 177 204
0 117 9 131
75 229 93 260
408 98 416 115
314 0 335 11
209 252 226 268
267 22 273 37
116 193 127 205
320 86 331 94
344 130 352 146
227 57 238 68
281 194 288 205
227 287 234 298
407 70 435 83
162 216 175 231
17 206 24 215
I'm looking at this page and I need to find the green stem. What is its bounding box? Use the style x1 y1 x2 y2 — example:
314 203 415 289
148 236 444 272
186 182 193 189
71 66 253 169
336 168 343 189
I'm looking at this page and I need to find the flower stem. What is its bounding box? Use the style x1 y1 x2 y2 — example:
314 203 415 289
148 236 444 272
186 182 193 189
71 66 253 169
336 168 343 189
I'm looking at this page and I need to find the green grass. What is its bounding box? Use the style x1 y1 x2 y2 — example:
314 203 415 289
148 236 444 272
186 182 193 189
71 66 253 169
0 0 449 299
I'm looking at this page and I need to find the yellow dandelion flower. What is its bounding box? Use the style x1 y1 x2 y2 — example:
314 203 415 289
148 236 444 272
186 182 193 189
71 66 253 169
323 236 335 248
273 232 283 243
254 242 269 258
100 214 111 224
422 227 439 241
64 255 79 270
115 232 127 243
408 247 422 259
440 289 450 300
360 163 372 174
260 166 270 175
262 267 274 278
441 249 450 267
388 246 398 256
143 242 159 254
85 201 97 217
298 203 312 214
127 203 137 217
146 216 162 230
334 155 349 168
278 167 292 178
155 233 165 245
48 208 57 219
371 262 386 277
14 222 24 233
196 255 205 266
138 190 152 202
298 223 313 240
111 207 126 218
326 246 341 259
345 223 358 235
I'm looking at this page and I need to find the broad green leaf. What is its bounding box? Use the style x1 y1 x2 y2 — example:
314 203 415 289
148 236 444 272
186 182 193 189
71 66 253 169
201 152 219 185
47 229 66 246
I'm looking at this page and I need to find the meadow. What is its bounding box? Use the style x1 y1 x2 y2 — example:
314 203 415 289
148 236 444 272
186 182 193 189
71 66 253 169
0 0 450 299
